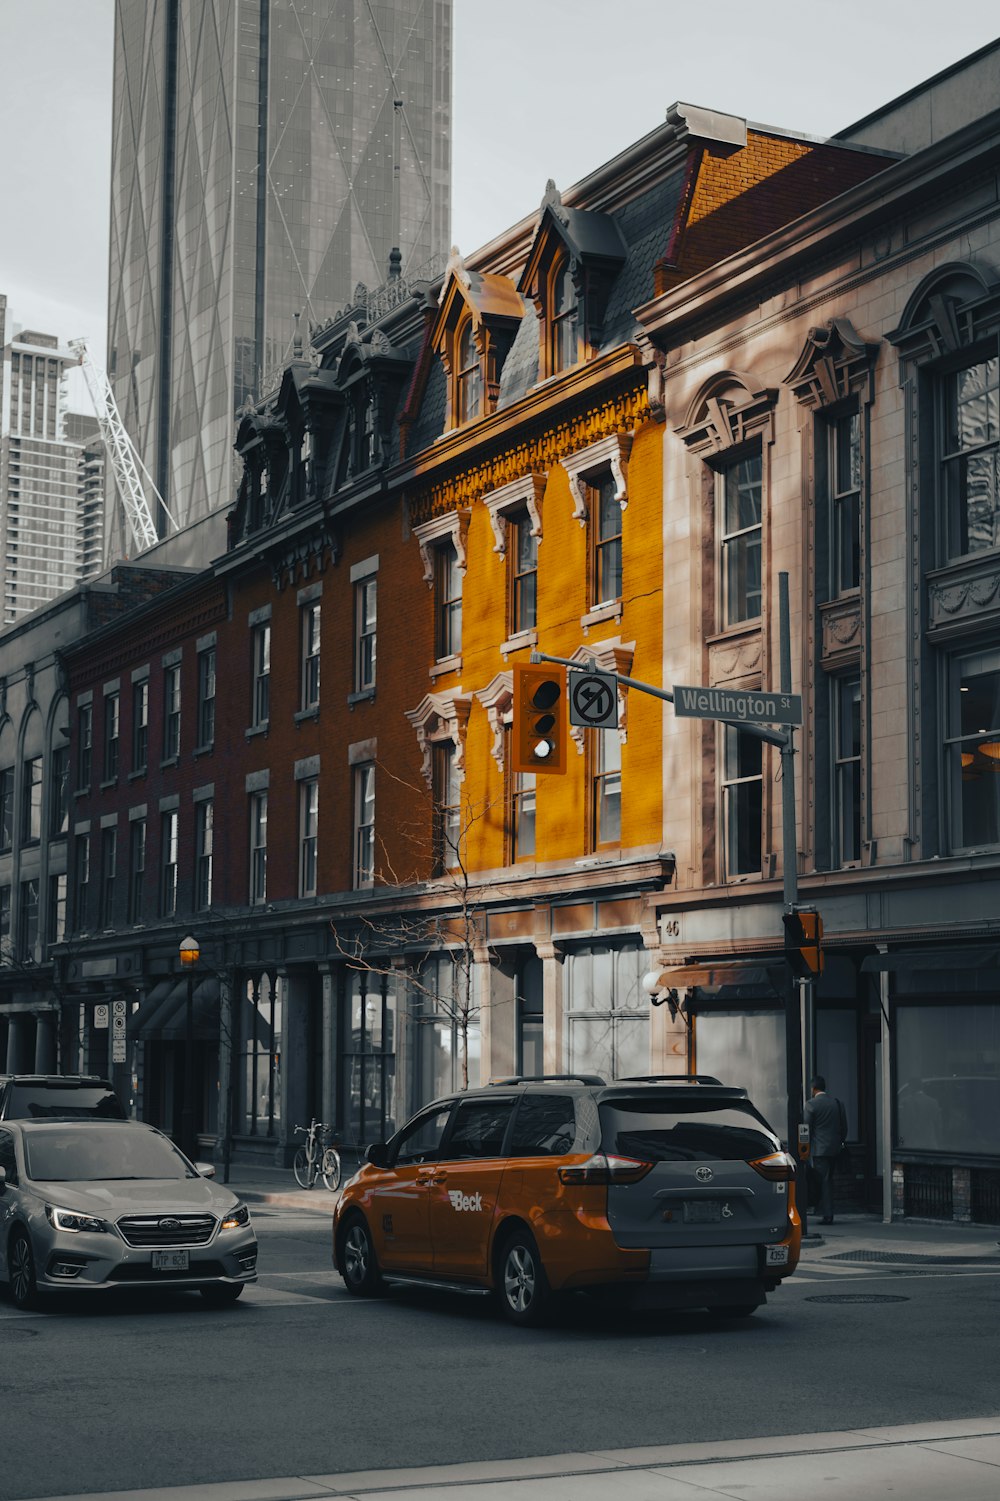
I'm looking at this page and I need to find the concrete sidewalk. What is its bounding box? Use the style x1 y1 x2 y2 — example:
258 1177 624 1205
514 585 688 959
30 1417 1000 1500
225 1157 1000 1265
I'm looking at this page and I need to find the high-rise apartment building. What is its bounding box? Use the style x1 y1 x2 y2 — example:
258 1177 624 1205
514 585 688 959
106 0 452 546
0 317 105 625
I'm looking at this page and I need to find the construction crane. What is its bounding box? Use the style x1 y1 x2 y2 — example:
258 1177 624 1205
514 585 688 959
69 339 176 559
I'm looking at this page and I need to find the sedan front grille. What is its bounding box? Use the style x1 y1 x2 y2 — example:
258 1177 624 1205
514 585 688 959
115 1214 217 1247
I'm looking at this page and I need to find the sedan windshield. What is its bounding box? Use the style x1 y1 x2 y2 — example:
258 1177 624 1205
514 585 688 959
24 1127 195 1182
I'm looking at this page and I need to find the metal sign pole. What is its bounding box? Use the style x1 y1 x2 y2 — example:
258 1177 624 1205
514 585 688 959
777 572 808 1237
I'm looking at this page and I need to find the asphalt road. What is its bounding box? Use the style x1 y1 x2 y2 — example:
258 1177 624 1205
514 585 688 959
3 1206 1000 1501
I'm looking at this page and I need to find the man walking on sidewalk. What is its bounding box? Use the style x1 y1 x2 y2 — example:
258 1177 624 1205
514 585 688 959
805 1075 847 1225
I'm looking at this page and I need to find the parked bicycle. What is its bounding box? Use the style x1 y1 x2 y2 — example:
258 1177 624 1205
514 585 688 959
293 1120 342 1191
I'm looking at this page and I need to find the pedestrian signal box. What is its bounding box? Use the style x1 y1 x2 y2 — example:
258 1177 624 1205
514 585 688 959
511 663 567 775
783 908 824 975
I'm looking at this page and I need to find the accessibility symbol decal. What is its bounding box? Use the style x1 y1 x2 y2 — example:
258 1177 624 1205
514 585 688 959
569 670 618 729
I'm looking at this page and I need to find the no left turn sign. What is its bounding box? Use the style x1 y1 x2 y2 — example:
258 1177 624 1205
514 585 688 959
569 669 618 729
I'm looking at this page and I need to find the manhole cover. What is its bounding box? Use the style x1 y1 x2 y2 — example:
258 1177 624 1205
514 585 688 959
3 1327 39 1337
806 1293 910 1304
826 1250 992 1265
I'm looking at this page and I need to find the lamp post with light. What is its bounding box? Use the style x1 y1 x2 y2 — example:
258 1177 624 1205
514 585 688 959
178 934 200 1162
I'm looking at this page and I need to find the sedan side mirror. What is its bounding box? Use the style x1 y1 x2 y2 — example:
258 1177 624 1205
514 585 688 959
195 1162 217 1179
365 1142 390 1168
0 1165 5 1192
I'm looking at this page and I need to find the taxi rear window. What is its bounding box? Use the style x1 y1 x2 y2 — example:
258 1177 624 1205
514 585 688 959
508 1094 578 1157
599 1097 778 1163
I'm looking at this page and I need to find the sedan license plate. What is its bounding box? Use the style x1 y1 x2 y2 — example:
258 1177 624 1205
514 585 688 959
152 1250 189 1272
765 1244 790 1266
681 1199 722 1224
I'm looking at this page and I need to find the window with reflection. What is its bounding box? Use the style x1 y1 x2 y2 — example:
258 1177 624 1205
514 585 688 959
414 953 479 1106
829 411 861 594
251 624 270 727
300 779 319 897
719 453 763 626
435 541 462 659
551 262 579 374
21 758 41 845
511 512 538 634
433 741 461 875
941 355 1000 559
592 474 623 606
103 693 120 782
564 945 648 1082
592 728 622 848
240 972 281 1137
456 321 482 424
343 971 397 1146
948 648 1000 849
353 765 374 888
49 745 68 837
834 678 862 863
132 680 148 774
0 768 12 852
722 726 762 878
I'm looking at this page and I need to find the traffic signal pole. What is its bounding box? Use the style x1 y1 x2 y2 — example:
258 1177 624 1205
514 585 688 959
532 571 813 1235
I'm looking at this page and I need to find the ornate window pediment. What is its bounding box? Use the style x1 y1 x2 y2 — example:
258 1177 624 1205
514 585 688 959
785 318 879 409
887 259 1000 362
404 690 472 789
411 508 471 586
561 434 632 525
519 181 627 379
431 248 524 430
483 473 545 554
474 673 514 772
675 371 778 456
565 638 635 756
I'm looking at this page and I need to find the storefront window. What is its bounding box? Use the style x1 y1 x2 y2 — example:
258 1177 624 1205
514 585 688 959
342 971 397 1146
693 1010 787 1137
414 954 480 1106
565 945 648 1082
240 973 281 1137
896 1003 1000 1156
815 1007 859 1139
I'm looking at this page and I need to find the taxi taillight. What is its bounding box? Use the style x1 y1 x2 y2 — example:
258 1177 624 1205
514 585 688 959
558 1153 652 1186
749 1150 798 1181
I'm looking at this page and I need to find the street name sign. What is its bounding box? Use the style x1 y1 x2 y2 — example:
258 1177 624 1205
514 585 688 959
673 684 802 727
569 669 618 729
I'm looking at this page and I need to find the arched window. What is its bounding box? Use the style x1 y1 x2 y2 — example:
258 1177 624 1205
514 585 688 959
551 262 579 373
456 321 482 423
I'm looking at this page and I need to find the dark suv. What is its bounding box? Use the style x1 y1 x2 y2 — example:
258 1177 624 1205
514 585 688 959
0 1075 129 1122
333 1074 801 1325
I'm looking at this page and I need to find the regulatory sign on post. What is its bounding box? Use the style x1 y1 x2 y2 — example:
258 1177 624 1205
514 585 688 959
111 998 127 1064
94 1003 109 1030
673 683 802 727
569 669 618 729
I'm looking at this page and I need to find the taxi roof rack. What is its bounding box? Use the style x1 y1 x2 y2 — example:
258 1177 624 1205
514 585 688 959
488 1073 607 1087
615 1074 725 1086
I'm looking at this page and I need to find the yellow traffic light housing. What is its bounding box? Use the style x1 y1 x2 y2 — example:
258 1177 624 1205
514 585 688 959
783 908 824 975
511 662 567 775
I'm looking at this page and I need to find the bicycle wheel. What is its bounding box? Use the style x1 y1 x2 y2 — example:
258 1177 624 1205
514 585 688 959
321 1146 342 1192
293 1146 314 1189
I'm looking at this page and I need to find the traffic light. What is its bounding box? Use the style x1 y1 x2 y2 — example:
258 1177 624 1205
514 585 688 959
783 907 824 976
511 662 567 774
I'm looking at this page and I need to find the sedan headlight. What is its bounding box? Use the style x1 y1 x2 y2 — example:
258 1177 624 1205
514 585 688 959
45 1204 108 1234
221 1202 250 1230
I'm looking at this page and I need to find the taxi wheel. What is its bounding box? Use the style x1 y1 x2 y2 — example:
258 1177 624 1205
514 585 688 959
341 1215 383 1296
9 1230 39 1311
497 1229 551 1327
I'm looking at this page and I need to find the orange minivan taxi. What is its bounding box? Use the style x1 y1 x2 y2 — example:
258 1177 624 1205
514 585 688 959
332 1075 801 1325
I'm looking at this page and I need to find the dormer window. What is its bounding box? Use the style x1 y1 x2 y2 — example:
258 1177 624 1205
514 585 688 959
551 261 579 374
456 321 482 424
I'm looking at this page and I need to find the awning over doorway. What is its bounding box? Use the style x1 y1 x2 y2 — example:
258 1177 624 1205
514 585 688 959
644 960 784 1000
860 945 1000 974
132 977 220 1040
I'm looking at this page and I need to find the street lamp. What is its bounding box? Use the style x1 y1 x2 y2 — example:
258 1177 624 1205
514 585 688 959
178 935 200 1162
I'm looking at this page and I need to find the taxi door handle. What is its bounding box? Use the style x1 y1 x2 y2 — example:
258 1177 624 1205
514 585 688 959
418 1170 447 1185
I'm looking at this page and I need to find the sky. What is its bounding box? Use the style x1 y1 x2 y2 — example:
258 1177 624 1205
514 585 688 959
0 0 998 412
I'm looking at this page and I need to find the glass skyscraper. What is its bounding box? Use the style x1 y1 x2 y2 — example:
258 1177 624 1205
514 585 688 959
107 0 451 546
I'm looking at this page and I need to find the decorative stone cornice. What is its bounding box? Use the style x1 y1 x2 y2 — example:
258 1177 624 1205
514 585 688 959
819 598 862 668
406 380 650 527
708 631 763 686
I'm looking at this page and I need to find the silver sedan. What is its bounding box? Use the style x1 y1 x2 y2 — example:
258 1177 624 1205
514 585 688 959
0 1119 257 1310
